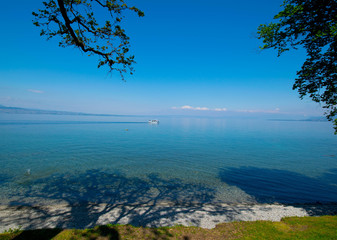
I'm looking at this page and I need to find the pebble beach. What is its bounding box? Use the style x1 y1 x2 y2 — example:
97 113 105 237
1 202 337 232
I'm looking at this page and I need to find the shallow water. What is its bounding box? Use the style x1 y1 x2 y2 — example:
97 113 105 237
1 114 337 206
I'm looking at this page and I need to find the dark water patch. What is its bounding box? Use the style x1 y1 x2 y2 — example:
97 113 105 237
219 167 337 204
320 168 337 187
0 173 11 184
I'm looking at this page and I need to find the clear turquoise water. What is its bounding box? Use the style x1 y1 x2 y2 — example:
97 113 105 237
1 114 337 206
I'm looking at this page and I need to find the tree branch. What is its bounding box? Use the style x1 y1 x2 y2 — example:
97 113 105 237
56 0 109 57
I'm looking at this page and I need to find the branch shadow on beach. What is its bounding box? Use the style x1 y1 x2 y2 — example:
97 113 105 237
218 166 337 215
3 169 226 230
4 167 337 232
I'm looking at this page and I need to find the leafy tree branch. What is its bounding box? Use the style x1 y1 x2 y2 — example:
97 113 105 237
257 0 337 133
33 0 144 80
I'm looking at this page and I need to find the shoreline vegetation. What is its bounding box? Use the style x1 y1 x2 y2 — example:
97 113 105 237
1 215 337 239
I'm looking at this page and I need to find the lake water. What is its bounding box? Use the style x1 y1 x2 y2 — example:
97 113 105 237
1 114 337 206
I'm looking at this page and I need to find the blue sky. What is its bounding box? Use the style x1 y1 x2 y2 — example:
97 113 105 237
0 0 325 117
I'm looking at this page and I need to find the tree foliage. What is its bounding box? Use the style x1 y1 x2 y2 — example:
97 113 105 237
33 0 144 80
257 0 337 133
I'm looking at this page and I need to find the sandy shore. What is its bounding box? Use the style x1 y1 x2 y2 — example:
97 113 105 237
1 202 337 232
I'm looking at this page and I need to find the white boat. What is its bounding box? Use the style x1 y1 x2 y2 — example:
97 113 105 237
148 120 159 124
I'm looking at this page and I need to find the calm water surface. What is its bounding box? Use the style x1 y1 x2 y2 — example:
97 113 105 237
1 114 337 206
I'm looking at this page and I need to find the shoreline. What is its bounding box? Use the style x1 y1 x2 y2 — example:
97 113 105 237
1 202 337 232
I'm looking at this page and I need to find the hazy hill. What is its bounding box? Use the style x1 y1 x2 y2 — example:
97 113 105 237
0 105 120 117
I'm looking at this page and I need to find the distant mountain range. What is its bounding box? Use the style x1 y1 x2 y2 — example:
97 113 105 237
0 105 328 122
0 105 121 117
269 117 328 122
